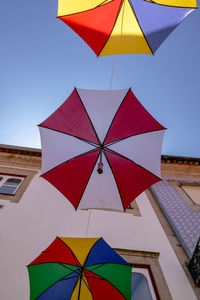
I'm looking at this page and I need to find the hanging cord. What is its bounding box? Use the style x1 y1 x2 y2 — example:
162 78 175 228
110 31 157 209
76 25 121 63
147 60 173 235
86 209 92 237
97 150 103 174
109 56 116 90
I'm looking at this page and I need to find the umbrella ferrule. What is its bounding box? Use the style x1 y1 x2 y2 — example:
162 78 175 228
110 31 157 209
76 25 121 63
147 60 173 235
97 161 103 174
97 147 104 174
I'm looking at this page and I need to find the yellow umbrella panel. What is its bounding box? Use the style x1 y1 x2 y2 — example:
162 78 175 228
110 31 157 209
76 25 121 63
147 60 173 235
57 0 197 56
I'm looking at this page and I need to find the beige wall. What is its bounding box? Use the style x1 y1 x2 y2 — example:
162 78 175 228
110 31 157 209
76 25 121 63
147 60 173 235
0 150 198 299
0 170 197 300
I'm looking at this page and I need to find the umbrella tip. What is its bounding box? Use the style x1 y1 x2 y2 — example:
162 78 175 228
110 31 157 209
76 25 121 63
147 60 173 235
97 162 103 174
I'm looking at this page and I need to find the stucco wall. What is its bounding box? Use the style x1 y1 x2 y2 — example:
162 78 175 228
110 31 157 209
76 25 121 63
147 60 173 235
0 171 197 300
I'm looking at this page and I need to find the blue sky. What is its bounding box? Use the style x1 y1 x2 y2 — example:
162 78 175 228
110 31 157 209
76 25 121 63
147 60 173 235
1 1 200 157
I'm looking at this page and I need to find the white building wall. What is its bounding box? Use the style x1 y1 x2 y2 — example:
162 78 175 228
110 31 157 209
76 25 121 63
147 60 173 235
0 170 197 300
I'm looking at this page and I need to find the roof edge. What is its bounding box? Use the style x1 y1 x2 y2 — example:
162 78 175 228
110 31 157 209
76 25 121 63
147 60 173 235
0 145 199 165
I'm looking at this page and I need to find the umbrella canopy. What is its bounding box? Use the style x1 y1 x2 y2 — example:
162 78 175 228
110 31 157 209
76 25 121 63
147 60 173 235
39 88 166 211
57 0 197 56
27 237 132 300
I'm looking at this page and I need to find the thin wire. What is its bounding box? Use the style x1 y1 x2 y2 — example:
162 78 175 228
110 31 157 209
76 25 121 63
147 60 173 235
86 209 92 237
109 56 116 90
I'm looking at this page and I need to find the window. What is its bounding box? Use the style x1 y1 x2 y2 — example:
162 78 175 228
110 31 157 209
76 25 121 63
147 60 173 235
0 167 37 203
116 249 172 300
180 183 200 205
169 179 200 212
132 272 153 300
132 268 157 300
0 175 24 195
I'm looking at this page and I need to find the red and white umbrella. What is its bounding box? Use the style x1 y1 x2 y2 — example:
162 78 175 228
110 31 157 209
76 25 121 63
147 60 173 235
39 88 166 211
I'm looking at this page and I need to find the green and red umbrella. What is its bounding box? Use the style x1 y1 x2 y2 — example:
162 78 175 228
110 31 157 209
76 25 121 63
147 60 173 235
27 237 132 300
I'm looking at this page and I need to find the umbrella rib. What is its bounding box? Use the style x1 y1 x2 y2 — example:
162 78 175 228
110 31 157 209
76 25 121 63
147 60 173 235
106 147 162 179
86 263 106 272
103 149 125 210
97 0 124 56
77 269 94 300
57 0 114 17
83 238 102 268
104 147 162 210
41 148 99 177
30 268 79 299
85 266 132 300
82 270 122 299
104 127 166 147
75 88 101 145
86 261 129 272
62 275 79 280
77 274 82 300
59 263 80 275
56 237 81 268
75 151 101 209
81 273 95 299
145 1 197 9
96 0 114 8
103 88 130 145
128 0 153 54
38 125 99 148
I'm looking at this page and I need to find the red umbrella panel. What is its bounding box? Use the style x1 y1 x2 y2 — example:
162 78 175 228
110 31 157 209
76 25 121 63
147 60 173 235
39 88 166 211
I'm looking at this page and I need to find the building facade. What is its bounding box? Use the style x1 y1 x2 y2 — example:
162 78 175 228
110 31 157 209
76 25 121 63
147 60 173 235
0 145 199 299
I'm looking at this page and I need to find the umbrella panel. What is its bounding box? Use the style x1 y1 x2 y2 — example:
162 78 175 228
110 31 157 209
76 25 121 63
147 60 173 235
77 88 128 143
130 0 195 53
104 88 165 145
42 149 100 209
39 88 99 144
36 272 80 300
39 127 96 175
77 152 124 211
105 149 160 210
57 0 197 55
57 0 113 16
28 237 132 300
59 0 122 56
70 275 93 300
148 0 197 7
100 0 152 56
29 237 81 266
27 263 79 300
85 264 131 300
84 269 128 300
39 88 165 211
85 236 130 266
59 237 100 266
109 130 165 178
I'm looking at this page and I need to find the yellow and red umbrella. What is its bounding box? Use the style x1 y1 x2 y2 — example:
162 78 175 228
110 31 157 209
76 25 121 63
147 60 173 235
57 0 197 56
27 237 132 299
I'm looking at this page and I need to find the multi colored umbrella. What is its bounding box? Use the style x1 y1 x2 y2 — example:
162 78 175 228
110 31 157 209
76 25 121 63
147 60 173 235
39 88 165 211
57 0 197 56
27 237 132 300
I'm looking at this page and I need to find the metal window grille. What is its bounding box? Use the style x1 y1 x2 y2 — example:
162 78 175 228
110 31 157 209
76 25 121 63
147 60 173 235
187 238 200 287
